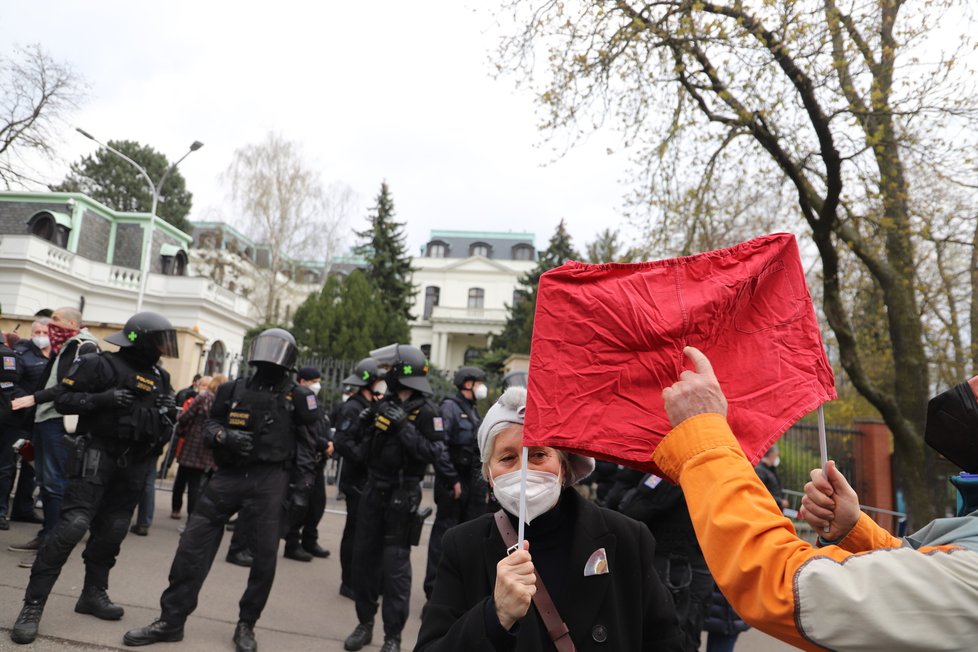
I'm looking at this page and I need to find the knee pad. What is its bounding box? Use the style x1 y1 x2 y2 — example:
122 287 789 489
54 511 91 549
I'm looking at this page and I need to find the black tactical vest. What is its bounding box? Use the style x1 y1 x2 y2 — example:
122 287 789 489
0 344 19 423
367 398 429 481
443 395 481 470
225 377 295 464
87 353 167 443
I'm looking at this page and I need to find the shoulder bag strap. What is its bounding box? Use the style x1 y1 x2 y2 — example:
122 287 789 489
493 510 577 652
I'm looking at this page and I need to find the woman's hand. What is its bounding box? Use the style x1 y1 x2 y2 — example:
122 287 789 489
494 541 536 630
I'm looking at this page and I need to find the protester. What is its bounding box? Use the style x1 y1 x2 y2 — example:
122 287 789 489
702 584 749 652
8 307 99 568
754 446 788 511
171 375 222 518
416 386 684 651
654 346 978 651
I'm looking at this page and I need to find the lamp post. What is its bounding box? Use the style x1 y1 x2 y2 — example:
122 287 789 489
75 128 203 311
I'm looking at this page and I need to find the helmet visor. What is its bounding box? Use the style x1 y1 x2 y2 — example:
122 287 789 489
249 335 297 368
152 330 180 358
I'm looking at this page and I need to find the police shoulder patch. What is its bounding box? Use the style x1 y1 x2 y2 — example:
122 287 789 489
432 416 444 432
2 356 15 371
306 394 317 411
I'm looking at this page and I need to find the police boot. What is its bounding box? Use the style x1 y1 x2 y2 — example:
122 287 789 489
233 621 257 652
75 585 124 620
10 598 45 644
123 619 185 646
343 621 373 651
283 545 313 562
380 635 401 652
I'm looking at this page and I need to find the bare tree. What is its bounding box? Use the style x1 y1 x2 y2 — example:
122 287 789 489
496 1 978 523
0 44 85 188
224 132 353 323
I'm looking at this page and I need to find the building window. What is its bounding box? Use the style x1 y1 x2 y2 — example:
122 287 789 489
426 240 449 258
464 347 482 363
470 242 491 258
161 250 188 276
205 341 226 375
512 243 534 261
424 286 440 320
468 287 485 310
27 211 70 248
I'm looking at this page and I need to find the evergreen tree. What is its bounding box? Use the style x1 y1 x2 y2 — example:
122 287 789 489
292 270 409 360
494 219 581 354
586 227 643 263
355 182 415 322
53 140 193 233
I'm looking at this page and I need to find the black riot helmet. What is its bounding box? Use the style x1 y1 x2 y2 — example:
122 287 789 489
247 328 297 369
370 343 432 396
342 357 383 388
501 370 528 391
105 311 179 358
453 366 486 389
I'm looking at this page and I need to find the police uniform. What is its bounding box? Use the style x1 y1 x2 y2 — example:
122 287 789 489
422 391 483 598
0 343 28 524
332 391 373 592
25 349 174 603
351 395 443 645
156 373 319 628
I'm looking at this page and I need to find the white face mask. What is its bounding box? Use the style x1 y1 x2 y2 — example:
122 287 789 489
372 380 387 398
773 457 781 468
309 382 322 394
491 469 562 524
32 336 51 350
473 383 489 401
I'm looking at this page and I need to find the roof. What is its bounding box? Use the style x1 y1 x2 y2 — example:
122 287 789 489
425 230 535 261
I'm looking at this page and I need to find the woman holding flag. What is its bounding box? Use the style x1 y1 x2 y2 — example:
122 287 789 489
416 386 683 651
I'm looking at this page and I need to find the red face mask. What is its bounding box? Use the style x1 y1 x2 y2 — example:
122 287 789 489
48 323 80 354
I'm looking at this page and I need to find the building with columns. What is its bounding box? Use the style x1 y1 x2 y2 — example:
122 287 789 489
410 230 536 370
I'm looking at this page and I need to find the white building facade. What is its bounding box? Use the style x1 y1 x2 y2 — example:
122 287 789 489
409 230 535 370
0 192 255 384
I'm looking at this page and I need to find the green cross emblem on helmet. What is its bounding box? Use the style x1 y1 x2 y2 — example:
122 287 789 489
127 331 138 342
403 364 413 375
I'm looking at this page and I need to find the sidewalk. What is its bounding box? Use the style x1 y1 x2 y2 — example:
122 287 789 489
0 487 799 651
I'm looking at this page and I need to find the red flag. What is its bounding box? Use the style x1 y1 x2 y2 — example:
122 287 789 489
523 233 836 473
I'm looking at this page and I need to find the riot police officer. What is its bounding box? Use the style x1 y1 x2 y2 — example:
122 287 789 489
344 344 443 652
11 311 178 645
332 357 385 598
422 365 486 599
124 328 321 652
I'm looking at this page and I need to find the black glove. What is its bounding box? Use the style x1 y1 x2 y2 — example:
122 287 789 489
222 429 254 456
96 389 135 410
156 394 176 410
374 402 407 434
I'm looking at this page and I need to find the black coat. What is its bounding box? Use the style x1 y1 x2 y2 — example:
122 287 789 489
415 489 684 651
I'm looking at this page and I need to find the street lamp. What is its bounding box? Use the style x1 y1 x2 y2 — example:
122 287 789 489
75 128 203 311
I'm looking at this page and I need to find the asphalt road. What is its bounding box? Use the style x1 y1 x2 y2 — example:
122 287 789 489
0 484 800 651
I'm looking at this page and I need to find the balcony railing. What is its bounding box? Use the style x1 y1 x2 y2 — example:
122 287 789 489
429 305 508 324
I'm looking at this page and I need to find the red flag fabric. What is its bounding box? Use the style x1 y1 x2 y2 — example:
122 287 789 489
523 233 836 474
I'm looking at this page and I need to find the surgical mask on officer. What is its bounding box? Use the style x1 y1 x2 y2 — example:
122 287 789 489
371 380 387 398
309 382 322 394
32 335 50 350
491 469 563 524
473 382 489 401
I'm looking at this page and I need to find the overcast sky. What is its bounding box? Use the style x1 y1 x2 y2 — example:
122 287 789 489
2 1 636 257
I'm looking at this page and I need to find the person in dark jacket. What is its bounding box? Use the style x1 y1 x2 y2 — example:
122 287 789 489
10 311 178 645
170 375 224 517
332 358 385 599
618 475 713 651
416 387 684 652
754 446 788 510
423 365 488 599
283 366 333 561
9 307 100 558
344 344 444 652
0 334 29 529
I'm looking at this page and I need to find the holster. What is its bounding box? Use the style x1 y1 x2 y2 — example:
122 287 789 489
383 484 421 547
